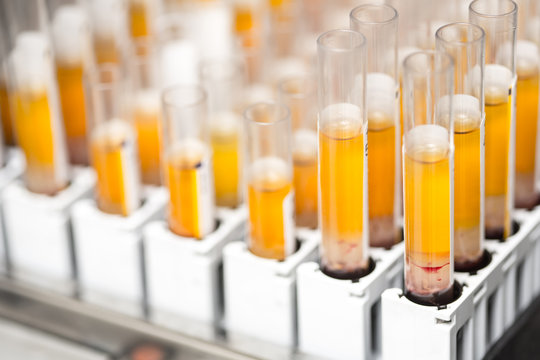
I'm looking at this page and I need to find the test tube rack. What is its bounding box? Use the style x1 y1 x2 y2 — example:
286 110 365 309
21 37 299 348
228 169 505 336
223 228 319 347
72 186 167 317
0 149 24 274
144 206 246 334
296 242 404 360
381 208 540 360
3 166 94 296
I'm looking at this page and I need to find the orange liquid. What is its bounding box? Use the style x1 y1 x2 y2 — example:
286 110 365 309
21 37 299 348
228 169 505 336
56 61 88 165
133 103 161 185
515 67 539 208
14 89 69 195
485 84 513 238
0 81 15 145
167 140 214 239
454 113 482 267
319 113 367 276
293 148 317 229
91 121 140 216
128 0 150 38
404 125 451 296
94 36 120 64
368 111 396 248
248 158 293 260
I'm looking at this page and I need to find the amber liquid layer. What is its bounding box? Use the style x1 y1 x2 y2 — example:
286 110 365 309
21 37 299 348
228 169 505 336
94 36 120 65
368 110 396 248
211 113 241 208
91 121 141 216
484 80 512 238
454 110 482 267
167 140 215 239
293 129 317 229
14 89 69 195
133 98 161 186
515 66 539 209
248 157 293 260
0 81 15 145
319 109 368 277
128 0 150 38
404 125 451 296
56 61 88 165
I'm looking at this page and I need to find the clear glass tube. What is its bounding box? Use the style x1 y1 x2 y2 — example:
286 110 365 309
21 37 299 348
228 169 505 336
5 0 70 195
161 86 216 239
402 51 454 304
317 29 369 279
244 102 294 260
86 64 142 216
47 0 93 166
514 0 540 209
436 22 486 271
278 76 318 229
350 4 400 249
128 38 162 186
86 0 128 65
0 8 15 147
470 0 517 240
200 58 244 208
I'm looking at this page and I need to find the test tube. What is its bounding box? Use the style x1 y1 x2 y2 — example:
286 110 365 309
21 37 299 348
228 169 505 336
436 23 486 271
268 0 298 58
470 0 517 239
278 77 318 229
6 0 70 195
86 64 142 216
161 86 216 239
86 0 128 65
318 29 369 279
402 51 454 304
244 102 294 260
514 0 540 209
200 59 244 208
0 9 15 147
127 0 157 40
350 4 400 249
48 0 93 165
128 38 162 186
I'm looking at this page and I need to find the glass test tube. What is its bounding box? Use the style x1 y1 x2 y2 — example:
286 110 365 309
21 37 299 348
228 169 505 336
86 64 142 216
318 29 369 279
470 0 517 240
350 4 400 249
0 10 15 147
200 59 244 208
162 86 216 239
402 51 454 304
87 0 127 65
48 0 93 165
6 0 70 195
129 38 162 186
278 77 318 229
514 0 540 209
436 23 486 271
244 102 294 260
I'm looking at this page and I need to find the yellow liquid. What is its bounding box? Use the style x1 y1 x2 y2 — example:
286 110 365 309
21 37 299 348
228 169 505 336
485 85 512 238
133 105 161 186
0 81 15 145
167 141 213 239
515 67 539 209
91 122 140 216
248 158 293 260
128 0 150 39
454 114 482 267
368 111 396 248
319 117 367 276
14 89 69 195
56 61 88 165
404 125 451 296
211 117 241 208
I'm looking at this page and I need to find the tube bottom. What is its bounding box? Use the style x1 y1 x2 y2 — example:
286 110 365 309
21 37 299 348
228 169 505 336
321 257 375 281
369 215 398 249
405 281 462 307
455 249 492 273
